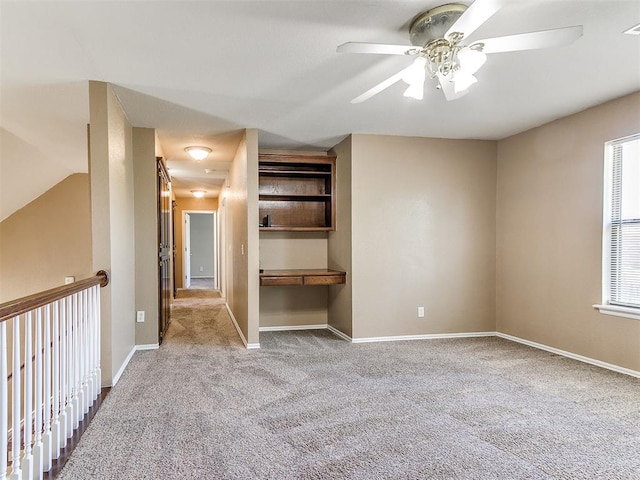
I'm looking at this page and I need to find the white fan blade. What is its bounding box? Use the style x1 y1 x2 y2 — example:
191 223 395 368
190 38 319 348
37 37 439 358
337 42 418 55
446 0 502 40
351 65 414 104
437 73 470 101
471 25 583 54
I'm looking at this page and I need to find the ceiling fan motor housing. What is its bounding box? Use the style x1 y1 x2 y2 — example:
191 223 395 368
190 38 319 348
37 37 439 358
409 3 468 47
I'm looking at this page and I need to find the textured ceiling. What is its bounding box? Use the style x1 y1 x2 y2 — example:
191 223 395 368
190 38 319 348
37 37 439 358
2 0 639 219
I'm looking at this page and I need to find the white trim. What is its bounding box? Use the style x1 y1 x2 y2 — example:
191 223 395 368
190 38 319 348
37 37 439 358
351 331 496 344
325 327 497 344
496 332 640 378
111 345 136 386
327 325 353 342
107 344 160 387
593 304 640 321
260 324 328 332
225 303 260 349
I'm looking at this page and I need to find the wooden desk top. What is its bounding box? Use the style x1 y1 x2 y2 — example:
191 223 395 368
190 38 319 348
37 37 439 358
260 269 345 277
259 269 346 286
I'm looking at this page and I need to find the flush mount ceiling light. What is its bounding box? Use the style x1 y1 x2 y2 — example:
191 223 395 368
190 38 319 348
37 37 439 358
337 0 583 102
185 146 212 161
191 190 206 198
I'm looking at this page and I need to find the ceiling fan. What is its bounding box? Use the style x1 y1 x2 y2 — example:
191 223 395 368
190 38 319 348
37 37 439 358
337 0 583 103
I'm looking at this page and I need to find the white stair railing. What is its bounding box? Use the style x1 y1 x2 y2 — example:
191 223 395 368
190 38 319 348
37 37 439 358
0 271 109 480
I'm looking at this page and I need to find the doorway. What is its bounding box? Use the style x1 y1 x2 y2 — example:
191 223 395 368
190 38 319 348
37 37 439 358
182 211 218 290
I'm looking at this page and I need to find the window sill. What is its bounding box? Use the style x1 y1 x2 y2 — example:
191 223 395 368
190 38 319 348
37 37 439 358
593 304 640 321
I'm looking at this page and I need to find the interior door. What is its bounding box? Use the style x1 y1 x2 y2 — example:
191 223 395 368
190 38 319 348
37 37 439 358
172 200 177 298
184 212 191 288
157 158 171 345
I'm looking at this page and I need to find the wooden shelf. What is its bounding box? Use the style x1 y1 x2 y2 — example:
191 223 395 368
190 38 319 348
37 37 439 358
259 154 336 231
258 170 332 177
259 194 332 201
260 269 346 286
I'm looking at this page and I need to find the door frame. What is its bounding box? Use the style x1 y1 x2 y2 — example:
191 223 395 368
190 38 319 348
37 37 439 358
157 157 171 345
182 210 218 290
183 212 191 289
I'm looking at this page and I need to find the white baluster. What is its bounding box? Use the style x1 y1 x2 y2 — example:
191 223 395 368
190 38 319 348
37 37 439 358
89 287 96 402
85 290 94 406
1 322 8 480
58 298 67 445
64 296 73 439
81 290 89 415
91 288 97 401
32 309 43 480
43 303 52 472
94 286 101 395
72 294 81 429
51 301 61 460
10 316 21 480
21 312 33 479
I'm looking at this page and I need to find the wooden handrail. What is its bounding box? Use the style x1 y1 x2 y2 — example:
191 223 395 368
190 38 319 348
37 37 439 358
0 270 110 323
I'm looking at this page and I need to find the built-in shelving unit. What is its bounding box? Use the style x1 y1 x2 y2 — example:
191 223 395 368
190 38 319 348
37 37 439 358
259 154 336 231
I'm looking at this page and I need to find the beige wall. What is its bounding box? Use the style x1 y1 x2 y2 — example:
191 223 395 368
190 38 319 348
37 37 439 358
174 196 218 289
328 136 353 336
259 232 329 328
223 129 260 346
89 81 136 386
0 174 93 303
496 92 640 371
133 127 159 346
350 134 497 339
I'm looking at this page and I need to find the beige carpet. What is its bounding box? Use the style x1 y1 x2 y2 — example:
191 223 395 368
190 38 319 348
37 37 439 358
58 290 640 479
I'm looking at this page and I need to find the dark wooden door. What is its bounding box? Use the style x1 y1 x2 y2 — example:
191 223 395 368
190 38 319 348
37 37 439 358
157 158 171 344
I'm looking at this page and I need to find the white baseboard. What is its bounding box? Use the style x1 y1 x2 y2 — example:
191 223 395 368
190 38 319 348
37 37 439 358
111 345 136 386
496 332 640 378
225 303 260 349
351 331 497 344
260 324 328 332
326 326 496 344
109 343 161 387
327 325 353 342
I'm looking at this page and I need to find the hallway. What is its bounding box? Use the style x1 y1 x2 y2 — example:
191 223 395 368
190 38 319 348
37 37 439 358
57 288 245 478
164 289 239 346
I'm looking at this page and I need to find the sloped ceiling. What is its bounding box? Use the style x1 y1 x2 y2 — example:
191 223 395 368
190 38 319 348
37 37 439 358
1 0 639 220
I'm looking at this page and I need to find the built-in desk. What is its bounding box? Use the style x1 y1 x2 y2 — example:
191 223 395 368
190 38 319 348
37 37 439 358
260 269 346 287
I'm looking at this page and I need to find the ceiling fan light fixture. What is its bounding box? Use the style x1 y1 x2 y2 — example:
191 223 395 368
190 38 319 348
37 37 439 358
403 82 424 100
452 71 477 93
401 57 427 85
457 46 487 74
185 146 212 161
337 0 584 103
191 190 206 198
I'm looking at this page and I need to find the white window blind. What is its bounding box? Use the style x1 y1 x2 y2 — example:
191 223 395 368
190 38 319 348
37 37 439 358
607 135 640 308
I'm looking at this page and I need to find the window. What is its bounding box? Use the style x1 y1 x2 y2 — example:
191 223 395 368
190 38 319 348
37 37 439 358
595 134 640 320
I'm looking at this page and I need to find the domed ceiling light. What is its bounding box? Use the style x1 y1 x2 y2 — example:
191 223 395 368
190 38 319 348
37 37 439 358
185 146 212 161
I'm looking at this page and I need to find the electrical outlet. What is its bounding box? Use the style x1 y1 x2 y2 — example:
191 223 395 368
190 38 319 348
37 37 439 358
418 307 425 318
64 276 75 284
199 266 204 272
136 311 145 323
